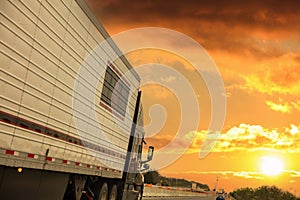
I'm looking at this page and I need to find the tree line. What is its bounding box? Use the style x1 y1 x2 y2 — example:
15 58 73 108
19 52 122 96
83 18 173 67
230 185 300 200
143 170 210 190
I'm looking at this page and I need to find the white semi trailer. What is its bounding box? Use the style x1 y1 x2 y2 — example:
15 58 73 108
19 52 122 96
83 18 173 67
0 0 154 199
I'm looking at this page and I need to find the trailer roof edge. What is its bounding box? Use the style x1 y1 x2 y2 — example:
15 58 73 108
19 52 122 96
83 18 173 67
75 0 140 82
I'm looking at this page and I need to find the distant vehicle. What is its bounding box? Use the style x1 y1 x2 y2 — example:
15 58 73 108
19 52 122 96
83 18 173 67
216 195 225 200
0 0 154 199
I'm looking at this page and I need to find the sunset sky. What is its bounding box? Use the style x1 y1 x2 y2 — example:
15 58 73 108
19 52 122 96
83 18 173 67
86 0 300 195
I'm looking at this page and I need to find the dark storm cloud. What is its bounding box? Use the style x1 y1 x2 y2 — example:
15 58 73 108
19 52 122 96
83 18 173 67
86 0 300 58
87 0 300 29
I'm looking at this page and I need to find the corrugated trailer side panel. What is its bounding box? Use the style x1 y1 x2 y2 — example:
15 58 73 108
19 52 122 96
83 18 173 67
0 0 139 178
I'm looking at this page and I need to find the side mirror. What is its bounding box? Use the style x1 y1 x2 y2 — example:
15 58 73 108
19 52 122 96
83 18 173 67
142 163 150 171
147 146 154 161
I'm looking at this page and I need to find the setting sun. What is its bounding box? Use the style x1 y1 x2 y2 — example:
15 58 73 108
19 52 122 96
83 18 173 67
261 156 284 176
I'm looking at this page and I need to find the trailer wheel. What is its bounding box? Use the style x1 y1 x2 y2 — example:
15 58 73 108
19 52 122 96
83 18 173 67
108 185 117 200
98 183 108 200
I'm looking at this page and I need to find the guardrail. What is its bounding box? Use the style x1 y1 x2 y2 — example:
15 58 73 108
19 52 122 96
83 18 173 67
143 184 210 197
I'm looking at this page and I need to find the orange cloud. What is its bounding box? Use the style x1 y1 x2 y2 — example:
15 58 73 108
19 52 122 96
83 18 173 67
180 169 300 180
185 124 300 153
242 54 300 95
289 170 300 178
146 124 300 155
266 101 291 113
289 124 299 136
142 84 173 99
266 100 300 113
183 170 263 180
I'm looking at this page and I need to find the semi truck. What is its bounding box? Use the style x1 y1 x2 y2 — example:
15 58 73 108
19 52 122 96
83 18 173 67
0 0 154 199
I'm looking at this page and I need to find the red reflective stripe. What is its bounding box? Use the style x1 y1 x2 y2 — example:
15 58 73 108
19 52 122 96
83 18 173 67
96 166 100 170
62 160 68 164
86 164 91 168
0 110 123 159
46 157 52 161
6 150 14 155
27 153 35 158
75 162 80 166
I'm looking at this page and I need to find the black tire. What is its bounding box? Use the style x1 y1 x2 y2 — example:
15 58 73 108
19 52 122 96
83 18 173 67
108 185 117 200
98 183 108 200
